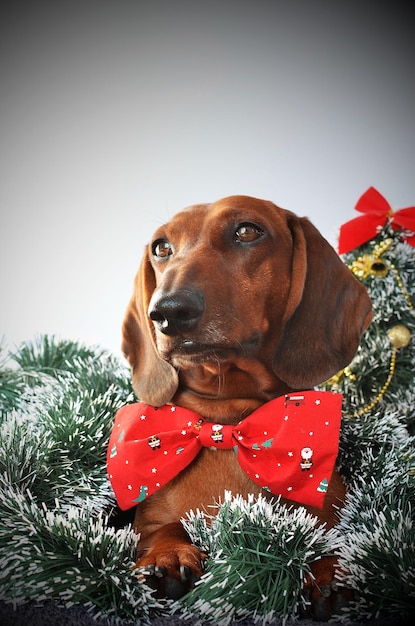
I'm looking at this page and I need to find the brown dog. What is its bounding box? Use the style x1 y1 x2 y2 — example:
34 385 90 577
120 195 372 611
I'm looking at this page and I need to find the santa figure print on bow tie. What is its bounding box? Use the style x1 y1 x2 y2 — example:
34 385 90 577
300 447 313 471
148 435 161 450
210 424 224 444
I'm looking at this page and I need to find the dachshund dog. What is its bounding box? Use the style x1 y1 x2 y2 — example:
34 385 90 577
120 195 372 616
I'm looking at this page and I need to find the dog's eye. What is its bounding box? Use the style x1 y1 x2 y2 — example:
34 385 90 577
152 239 173 259
234 223 264 243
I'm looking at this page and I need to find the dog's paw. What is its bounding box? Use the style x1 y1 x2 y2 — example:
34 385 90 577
302 579 353 621
302 556 353 621
135 543 206 600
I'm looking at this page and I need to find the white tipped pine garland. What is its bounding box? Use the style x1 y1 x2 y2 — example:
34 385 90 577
0 220 414 623
0 337 164 624
178 492 339 624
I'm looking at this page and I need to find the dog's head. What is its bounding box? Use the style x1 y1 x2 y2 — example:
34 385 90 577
122 195 372 407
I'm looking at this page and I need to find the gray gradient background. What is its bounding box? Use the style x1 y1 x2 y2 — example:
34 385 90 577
1 0 414 357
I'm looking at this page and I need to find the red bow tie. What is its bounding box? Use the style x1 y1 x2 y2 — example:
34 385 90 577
107 391 342 511
338 186 415 255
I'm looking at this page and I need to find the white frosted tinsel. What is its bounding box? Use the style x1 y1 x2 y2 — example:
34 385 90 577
178 491 339 625
334 450 415 621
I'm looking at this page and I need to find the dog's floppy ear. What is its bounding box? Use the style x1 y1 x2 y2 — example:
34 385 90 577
122 251 178 406
273 215 372 389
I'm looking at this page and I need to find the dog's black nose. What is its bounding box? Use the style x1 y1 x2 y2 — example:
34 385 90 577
148 290 204 335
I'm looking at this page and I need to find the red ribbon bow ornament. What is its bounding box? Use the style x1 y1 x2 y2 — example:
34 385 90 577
107 391 342 511
338 187 415 255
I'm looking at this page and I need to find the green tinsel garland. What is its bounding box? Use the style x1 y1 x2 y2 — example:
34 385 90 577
1 218 415 626
178 492 339 623
0 336 166 624
0 487 162 621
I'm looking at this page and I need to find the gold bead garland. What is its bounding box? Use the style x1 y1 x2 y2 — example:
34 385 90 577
345 324 411 418
389 263 414 311
325 366 356 386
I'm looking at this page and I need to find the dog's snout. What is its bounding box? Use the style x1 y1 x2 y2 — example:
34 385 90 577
149 290 204 335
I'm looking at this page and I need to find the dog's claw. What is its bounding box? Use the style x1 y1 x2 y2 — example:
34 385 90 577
135 552 204 600
136 564 154 580
180 565 191 582
180 564 199 588
154 566 167 578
